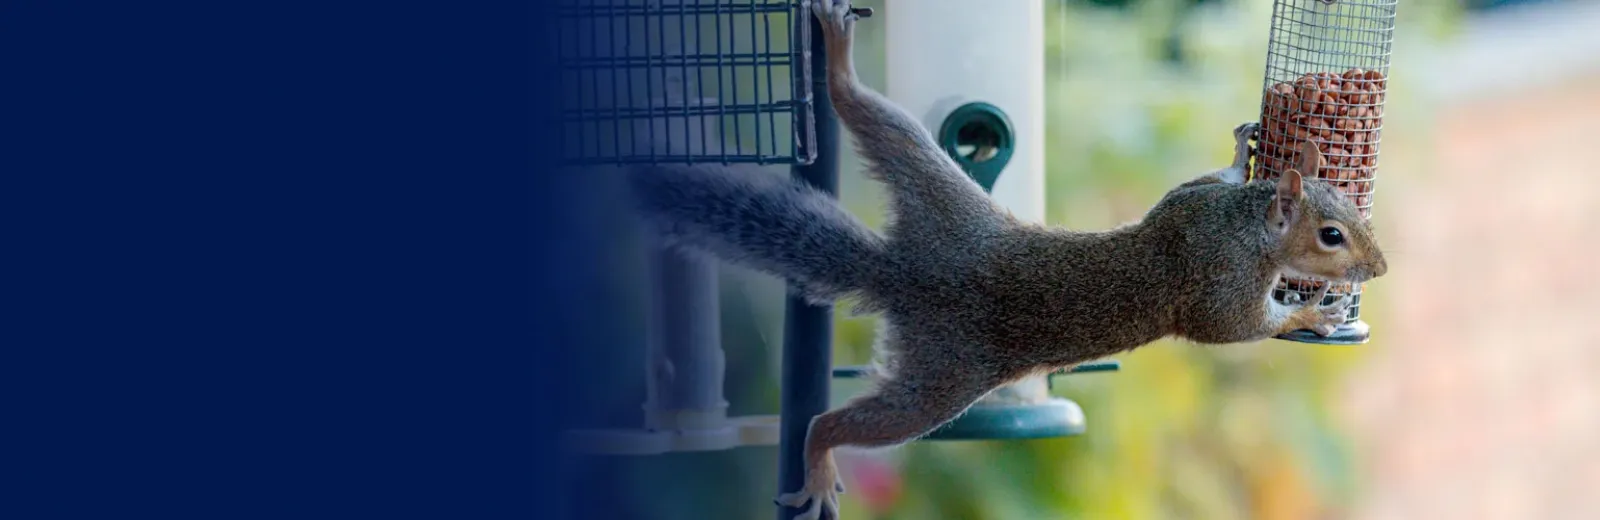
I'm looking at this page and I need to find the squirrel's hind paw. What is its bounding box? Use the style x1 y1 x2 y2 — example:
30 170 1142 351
775 466 843 520
774 486 839 520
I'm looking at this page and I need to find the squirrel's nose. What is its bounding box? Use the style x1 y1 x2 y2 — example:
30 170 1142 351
1372 258 1388 278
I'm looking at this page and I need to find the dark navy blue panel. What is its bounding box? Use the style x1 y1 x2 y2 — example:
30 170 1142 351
2 1 590 518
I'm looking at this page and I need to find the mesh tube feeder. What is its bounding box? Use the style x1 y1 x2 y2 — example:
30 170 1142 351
1252 0 1396 345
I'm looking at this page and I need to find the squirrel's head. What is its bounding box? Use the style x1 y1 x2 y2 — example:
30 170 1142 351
1266 142 1388 283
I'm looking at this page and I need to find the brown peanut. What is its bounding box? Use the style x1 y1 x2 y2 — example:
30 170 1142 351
1256 68 1386 226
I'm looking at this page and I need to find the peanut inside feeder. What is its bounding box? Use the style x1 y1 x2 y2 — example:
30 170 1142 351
1256 69 1384 218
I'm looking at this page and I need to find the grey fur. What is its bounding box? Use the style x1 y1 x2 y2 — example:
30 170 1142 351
627 162 889 309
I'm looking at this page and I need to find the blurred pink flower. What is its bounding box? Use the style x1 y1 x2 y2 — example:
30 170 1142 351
838 451 902 516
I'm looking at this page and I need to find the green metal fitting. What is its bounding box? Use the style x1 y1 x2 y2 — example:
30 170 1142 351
829 361 1119 441
937 101 1015 193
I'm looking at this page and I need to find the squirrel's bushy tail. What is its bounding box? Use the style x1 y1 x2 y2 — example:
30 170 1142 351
626 163 890 306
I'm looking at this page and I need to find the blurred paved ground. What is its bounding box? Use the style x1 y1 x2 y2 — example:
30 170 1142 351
1342 75 1600 520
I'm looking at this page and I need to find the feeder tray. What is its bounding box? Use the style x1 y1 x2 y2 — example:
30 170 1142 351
830 361 1120 441
1252 0 1397 345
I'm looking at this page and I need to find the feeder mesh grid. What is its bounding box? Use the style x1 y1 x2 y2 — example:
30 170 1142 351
556 1 814 166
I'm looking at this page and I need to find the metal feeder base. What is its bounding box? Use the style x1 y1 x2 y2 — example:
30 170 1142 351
830 361 1119 441
921 397 1085 441
1275 319 1370 346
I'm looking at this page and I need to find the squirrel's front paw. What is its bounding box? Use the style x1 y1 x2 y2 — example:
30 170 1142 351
811 0 859 34
1308 293 1353 336
1283 284 1351 337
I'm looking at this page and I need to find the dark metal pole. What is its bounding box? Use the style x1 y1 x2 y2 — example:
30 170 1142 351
776 9 838 520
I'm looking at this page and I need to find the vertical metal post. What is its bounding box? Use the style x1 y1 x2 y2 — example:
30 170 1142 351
777 10 837 520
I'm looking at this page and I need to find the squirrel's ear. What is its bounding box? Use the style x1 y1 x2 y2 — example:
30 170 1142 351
1277 168 1304 199
1296 141 1324 176
1267 169 1304 234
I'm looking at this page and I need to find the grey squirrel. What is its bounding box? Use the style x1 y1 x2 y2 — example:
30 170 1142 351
625 1 1388 518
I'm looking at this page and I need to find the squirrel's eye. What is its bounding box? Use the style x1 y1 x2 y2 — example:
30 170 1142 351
1318 227 1345 247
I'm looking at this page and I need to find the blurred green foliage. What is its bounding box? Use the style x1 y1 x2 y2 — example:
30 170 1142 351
594 1 1460 519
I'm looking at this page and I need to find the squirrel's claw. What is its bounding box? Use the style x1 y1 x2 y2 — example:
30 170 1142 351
1233 122 1261 144
1229 122 1261 172
1307 283 1331 306
775 463 843 520
1282 283 1347 337
812 0 857 33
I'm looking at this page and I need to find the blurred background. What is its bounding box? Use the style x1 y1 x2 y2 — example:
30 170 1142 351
575 0 1600 518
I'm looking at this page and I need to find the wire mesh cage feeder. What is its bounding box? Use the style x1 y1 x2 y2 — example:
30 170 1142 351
556 0 816 166
557 0 818 456
1253 0 1396 345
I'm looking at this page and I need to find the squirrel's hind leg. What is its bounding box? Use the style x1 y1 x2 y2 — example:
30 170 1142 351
775 329 1003 518
1182 122 1259 189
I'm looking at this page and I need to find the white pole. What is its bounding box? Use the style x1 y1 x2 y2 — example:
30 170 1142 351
884 0 1045 221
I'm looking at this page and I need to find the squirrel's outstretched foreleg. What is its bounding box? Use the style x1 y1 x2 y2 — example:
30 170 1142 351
813 0 1010 251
